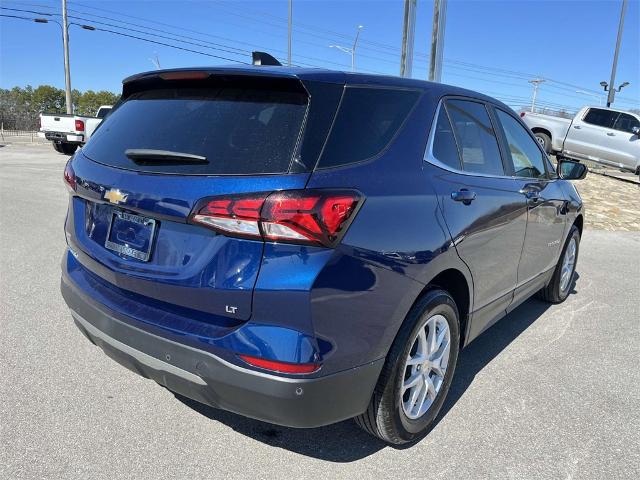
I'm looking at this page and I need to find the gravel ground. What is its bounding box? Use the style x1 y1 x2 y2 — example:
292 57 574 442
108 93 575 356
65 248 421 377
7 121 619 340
1 144 639 479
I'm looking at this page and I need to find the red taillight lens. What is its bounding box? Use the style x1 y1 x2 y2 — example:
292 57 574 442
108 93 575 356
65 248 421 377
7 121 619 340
63 160 76 191
262 191 360 246
520 112 526 118
75 119 85 131
189 190 362 247
238 354 320 374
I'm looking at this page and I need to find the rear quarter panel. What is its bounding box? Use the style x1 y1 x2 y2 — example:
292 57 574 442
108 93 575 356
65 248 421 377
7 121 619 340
304 91 473 373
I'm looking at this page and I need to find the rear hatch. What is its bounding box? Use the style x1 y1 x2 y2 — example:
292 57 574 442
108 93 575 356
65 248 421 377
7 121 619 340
65 71 343 329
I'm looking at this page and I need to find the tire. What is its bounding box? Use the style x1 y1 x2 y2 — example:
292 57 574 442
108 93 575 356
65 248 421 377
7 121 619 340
355 289 460 444
59 142 78 155
537 225 580 303
534 132 552 154
52 142 65 153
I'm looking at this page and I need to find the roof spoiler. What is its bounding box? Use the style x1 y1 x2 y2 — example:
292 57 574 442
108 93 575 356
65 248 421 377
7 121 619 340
252 51 282 66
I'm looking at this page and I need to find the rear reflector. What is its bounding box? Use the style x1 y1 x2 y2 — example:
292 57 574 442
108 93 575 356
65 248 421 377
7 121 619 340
63 160 76 191
190 189 362 247
238 354 320 374
75 119 85 131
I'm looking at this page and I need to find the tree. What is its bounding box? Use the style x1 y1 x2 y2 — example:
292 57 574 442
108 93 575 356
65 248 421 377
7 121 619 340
0 84 120 130
75 90 120 116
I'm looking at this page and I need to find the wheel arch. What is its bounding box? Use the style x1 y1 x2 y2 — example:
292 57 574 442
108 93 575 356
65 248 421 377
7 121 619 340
531 127 552 140
409 268 472 348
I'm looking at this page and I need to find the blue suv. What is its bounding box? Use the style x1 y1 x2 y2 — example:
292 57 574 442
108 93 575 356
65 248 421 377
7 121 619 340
61 66 586 444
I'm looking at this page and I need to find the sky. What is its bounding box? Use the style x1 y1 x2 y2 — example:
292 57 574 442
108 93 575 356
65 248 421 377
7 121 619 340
1 0 639 113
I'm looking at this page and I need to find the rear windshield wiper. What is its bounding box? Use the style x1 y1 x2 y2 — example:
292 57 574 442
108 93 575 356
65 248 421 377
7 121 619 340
125 149 208 165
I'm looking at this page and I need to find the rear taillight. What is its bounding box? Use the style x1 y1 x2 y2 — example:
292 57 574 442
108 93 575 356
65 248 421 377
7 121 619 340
63 160 76 191
75 119 85 131
520 112 526 118
238 354 320 374
190 190 362 248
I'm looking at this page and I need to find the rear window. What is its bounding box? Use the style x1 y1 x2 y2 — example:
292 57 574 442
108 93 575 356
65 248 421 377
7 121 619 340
82 87 308 175
317 87 420 168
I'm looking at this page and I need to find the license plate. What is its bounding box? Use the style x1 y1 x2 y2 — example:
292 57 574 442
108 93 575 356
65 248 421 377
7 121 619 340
105 211 157 261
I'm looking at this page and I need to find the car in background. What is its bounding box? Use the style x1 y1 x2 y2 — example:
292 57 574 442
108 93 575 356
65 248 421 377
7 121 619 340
521 106 640 174
61 66 587 444
39 105 112 155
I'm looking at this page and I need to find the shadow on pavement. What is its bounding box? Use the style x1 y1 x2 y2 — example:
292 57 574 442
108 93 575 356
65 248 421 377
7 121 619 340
175 273 579 462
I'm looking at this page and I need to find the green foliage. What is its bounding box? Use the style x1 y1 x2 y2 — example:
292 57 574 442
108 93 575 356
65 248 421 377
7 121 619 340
0 85 120 130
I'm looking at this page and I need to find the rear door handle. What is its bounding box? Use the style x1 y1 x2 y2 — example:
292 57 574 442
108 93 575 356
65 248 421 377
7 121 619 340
451 189 477 205
573 125 581 129
606 132 615 136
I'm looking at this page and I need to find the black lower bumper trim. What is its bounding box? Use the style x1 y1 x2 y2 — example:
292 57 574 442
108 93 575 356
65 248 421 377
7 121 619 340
61 276 384 428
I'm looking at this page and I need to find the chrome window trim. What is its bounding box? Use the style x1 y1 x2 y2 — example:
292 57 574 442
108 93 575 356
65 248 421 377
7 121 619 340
423 98 516 180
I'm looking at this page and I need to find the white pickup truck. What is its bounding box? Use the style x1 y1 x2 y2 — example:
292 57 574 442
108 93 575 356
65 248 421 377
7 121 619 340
521 106 640 174
39 105 112 155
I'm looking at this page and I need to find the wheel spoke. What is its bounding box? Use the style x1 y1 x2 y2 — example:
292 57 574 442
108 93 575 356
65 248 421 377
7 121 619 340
426 319 438 355
407 377 424 412
403 371 422 392
412 380 429 416
425 374 436 399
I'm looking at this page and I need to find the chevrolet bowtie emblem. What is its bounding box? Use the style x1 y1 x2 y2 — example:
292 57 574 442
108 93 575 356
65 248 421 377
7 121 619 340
104 188 128 205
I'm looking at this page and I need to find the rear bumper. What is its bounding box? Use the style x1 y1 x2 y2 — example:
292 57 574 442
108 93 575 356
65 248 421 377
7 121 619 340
61 274 383 428
44 131 84 143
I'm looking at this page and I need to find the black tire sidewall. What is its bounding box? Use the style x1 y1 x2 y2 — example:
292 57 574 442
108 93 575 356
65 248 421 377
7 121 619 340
384 290 460 442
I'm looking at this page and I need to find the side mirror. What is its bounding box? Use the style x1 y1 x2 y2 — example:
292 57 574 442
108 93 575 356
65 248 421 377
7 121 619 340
632 126 640 136
557 159 588 180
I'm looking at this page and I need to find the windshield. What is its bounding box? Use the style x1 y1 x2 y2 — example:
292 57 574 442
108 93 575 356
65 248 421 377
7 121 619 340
82 87 308 175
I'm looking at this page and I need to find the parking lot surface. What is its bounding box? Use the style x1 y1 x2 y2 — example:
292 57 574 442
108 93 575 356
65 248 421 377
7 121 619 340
1 144 639 479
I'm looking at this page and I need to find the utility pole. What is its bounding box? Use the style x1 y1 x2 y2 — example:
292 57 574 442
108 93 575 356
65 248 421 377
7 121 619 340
528 78 545 112
400 0 417 77
61 0 72 113
606 0 628 107
287 0 292 66
428 0 447 82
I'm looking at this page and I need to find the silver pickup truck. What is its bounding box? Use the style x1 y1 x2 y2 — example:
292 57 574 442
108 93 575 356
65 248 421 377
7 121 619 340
521 106 640 174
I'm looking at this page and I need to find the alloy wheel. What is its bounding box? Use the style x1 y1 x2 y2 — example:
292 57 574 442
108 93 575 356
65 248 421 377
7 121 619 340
401 314 451 420
560 237 577 293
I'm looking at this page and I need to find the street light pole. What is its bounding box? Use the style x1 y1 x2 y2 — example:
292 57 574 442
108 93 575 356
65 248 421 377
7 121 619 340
428 0 447 82
61 0 73 113
606 0 628 107
528 78 545 112
351 25 363 72
329 25 363 73
287 0 292 66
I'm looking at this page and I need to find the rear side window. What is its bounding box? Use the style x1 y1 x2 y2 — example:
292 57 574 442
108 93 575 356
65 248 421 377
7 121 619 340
583 108 618 129
612 113 640 133
318 87 420 168
496 110 547 179
82 87 308 175
430 106 462 170
446 99 504 176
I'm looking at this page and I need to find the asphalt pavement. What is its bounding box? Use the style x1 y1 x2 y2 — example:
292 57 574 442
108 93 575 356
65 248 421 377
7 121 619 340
1 143 639 479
